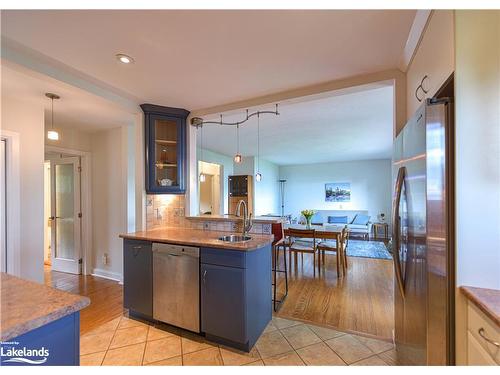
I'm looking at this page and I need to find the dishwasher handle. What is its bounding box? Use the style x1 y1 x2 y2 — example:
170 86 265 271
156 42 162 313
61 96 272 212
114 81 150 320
152 243 200 258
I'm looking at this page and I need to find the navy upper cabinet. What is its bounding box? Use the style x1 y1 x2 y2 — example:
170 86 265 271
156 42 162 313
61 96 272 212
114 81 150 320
141 104 190 194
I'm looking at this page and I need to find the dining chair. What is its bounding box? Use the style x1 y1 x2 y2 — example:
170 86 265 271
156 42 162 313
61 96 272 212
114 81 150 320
317 238 341 277
271 222 288 312
286 228 318 274
316 225 348 277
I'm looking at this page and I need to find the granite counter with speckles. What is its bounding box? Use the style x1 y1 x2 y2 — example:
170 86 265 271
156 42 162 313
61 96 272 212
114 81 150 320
120 226 274 251
0 273 90 341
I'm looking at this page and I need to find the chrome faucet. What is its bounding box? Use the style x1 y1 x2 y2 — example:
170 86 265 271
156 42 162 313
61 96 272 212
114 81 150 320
236 200 253 237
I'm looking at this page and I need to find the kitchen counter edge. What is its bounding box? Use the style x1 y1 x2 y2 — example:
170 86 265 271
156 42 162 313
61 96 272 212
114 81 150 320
1 273 90 341
119 227 274 251
460 285 500 327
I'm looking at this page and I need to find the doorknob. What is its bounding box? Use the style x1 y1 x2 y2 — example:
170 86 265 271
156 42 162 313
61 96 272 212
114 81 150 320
49 216 55 220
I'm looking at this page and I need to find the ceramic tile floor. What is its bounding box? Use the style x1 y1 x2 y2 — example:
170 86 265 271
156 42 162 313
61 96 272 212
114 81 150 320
80 315 396 366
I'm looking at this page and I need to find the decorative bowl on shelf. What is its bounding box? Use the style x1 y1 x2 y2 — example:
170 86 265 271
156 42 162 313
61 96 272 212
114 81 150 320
159 178 172 186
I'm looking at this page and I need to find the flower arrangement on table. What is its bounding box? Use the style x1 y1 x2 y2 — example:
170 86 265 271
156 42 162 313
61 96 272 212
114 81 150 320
301 209 316 229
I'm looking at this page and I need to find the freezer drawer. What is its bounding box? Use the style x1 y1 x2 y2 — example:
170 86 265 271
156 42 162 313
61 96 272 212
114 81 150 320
153 243 200 333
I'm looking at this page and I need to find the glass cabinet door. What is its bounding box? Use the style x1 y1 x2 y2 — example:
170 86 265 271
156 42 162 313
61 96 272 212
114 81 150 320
153 118 179 189
142 104 189 194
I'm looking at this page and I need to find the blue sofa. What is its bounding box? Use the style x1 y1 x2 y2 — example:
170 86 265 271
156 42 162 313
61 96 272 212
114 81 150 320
311 210 372 239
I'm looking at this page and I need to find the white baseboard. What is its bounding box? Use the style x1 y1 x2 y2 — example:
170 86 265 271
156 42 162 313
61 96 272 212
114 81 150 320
91 268 122 283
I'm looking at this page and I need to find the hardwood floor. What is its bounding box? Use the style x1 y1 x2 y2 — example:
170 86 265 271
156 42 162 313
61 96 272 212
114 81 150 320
44 266 123 335
275 251 394 339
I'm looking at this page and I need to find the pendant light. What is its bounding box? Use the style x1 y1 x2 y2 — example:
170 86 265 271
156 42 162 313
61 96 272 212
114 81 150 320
199 124 206 182
45 93 60 141
234 124 242 163
255 113 262 182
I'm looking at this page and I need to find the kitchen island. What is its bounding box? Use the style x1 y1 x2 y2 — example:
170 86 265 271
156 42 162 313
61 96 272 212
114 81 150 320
119 227 274 352
0 273 90 366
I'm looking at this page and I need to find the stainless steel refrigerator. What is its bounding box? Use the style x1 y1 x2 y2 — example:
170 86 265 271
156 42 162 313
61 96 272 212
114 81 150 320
392 98 455 365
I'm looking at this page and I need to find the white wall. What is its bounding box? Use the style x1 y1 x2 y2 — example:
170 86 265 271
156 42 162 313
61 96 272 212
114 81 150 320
455 10 500 290
1 95 45 282
279 159 392 223
198 148 234 214
454 11 500 364
255 158 280 216
90 127 127 280
233 156 255 176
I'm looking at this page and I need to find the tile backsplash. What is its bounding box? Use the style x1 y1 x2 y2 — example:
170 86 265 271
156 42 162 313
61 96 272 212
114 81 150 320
145 194 271 235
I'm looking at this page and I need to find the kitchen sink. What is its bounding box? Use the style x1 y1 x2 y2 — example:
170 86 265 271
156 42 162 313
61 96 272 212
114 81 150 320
218 235 252 242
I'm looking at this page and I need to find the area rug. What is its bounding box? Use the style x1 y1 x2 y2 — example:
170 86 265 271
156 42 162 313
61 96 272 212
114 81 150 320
346 240 392 260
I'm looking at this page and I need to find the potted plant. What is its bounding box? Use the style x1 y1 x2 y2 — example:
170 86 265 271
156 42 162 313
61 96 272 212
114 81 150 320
301 209 316 229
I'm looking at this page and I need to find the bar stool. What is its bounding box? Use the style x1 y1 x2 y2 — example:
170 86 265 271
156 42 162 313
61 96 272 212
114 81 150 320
271 222 288 312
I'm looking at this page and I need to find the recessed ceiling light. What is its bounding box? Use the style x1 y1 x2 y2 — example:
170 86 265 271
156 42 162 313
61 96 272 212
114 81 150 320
116 53 134 64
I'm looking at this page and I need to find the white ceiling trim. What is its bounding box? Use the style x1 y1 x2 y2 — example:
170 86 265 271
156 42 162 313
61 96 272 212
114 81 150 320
398 9 433 72
1 37 141 114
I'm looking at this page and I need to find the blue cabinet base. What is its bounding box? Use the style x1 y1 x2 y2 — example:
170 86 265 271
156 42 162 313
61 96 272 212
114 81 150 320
122 239 272 353
204 333 252 352
1 312 80 366
201 245 272 352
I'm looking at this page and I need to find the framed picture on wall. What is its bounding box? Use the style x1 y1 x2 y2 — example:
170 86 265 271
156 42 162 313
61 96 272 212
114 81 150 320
325 182 351 202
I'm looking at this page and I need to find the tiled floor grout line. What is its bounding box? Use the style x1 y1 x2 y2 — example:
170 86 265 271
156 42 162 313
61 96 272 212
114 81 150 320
375 348 395 366
275 326 307 365
180 333 184 366
82 315 394 366
139 324 148 365
350 353 384 366
276 324 349 366
217 346 223 365
101 317 120 364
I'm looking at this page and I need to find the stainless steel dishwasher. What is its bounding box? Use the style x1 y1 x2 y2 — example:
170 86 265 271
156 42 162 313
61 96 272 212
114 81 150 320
152 242 200 333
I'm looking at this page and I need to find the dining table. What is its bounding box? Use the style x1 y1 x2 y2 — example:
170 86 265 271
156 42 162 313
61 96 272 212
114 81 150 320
283 223 344 240
283 224 347 273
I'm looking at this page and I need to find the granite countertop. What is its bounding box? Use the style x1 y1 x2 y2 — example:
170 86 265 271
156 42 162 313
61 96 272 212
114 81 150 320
0 273 90 341
120 227 274 251
186 214 283 223
460 286 500 327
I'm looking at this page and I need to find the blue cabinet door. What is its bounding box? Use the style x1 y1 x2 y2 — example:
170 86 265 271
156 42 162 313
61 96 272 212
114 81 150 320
141 104 189 194
201 263 246 345
123 239 153 318
0 313 79 366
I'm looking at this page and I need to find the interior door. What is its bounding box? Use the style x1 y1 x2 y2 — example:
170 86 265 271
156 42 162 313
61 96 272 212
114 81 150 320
50 157 81 274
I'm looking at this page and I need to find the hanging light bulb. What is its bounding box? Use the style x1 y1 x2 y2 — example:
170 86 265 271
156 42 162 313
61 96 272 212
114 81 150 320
255 113 262 182
45 93 60 141
47 130 59 141
234 124 242 163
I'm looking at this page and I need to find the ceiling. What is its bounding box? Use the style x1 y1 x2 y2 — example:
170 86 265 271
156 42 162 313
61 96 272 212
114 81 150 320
200 84 394 166
1 10 415 111
1 65 135 132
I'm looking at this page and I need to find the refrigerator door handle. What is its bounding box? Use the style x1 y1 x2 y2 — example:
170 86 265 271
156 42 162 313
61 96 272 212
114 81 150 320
392 166 406 299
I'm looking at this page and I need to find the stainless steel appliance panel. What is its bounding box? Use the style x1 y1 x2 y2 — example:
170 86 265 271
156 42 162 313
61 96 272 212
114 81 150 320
153 243 200 333
425 100 453 365
393 106 427 365
392 98 453 365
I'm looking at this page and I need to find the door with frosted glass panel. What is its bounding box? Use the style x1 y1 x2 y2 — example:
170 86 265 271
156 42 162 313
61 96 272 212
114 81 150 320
50 157 81 274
